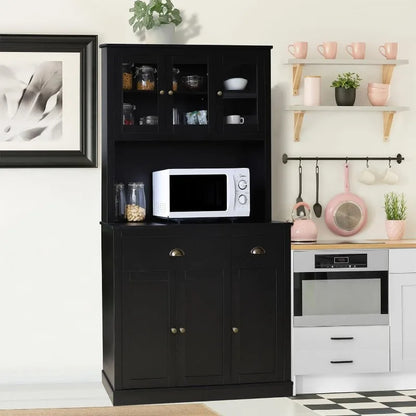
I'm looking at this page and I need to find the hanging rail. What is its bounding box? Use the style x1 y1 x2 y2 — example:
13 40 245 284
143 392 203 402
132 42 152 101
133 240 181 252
282 153 404 164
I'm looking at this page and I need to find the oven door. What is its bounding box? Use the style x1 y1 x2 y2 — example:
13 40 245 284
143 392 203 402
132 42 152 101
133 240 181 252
293 271 388 327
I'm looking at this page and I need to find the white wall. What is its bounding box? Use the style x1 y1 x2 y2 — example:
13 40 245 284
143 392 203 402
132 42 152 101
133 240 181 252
0 0 415 385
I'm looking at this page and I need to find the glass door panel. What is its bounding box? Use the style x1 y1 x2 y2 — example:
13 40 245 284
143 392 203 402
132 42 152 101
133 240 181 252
168 56 210 137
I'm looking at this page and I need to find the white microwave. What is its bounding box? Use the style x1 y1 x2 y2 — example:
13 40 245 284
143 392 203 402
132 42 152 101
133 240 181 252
152 168 250 219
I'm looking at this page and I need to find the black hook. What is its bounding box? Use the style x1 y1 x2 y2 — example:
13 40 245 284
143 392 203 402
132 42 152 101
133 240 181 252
366 157 369 169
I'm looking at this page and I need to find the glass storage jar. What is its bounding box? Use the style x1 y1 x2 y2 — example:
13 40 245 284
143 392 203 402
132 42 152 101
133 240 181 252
135 65 156 91
123 103 135 125
122 63 133 90
126 182 146 222
114 183 126 221
172 67 180 92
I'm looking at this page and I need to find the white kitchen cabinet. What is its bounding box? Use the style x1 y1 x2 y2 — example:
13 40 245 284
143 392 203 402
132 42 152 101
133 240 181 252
390 249 416 372
293 326 389 375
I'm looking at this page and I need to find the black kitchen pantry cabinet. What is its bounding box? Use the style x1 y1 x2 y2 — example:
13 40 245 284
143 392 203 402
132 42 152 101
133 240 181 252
100 44 292 405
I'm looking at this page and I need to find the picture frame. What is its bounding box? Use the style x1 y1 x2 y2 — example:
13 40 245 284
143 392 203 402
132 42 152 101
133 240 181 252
0 34 97 167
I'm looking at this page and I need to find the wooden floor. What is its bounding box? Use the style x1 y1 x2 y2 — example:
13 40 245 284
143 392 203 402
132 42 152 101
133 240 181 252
0 383 314 416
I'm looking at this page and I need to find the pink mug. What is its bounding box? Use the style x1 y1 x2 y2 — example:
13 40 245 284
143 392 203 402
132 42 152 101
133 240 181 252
288 41 308 59
379 42 398 59
317 41 337 59
346 42 366 59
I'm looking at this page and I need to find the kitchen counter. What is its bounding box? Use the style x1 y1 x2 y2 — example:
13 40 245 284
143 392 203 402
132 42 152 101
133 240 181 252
291 240 416 250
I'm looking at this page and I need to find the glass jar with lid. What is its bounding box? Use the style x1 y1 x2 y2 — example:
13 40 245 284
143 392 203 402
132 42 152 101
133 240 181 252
114 183 126 221
126 182 146 222
123 103 135 125
122 63 133 90
172 67 180 92
135 65 156 91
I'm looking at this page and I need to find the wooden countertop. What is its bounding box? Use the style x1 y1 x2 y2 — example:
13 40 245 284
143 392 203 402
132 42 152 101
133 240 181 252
291 240 416 250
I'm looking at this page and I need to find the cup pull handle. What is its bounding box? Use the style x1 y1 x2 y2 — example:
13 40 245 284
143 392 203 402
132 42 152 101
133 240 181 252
250 246 266 255
169 248 185 257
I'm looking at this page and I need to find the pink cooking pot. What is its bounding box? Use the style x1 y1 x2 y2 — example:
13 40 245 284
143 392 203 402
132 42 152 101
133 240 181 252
291 202 318 242
325 164 367 236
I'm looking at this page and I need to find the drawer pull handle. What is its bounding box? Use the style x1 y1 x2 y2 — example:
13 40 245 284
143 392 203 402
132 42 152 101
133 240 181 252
250 246 266 255
179 327 186 334
170 328 178 334
159 90 165 95
330 337 354 340
232 327 239 334
217 90 223 96
169 248 185 257
330 360 353 364
168 90 174 96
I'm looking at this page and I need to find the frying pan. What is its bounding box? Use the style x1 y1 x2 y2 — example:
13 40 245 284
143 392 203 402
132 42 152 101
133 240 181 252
325 164 367 236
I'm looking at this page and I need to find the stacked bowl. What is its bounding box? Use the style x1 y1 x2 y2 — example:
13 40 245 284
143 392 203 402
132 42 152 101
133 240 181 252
367 83 390 106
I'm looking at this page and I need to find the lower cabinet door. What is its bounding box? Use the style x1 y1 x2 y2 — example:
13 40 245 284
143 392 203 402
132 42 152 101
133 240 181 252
390 272 416 372
231 230 289 383
121 269 175 389
175 235 231 386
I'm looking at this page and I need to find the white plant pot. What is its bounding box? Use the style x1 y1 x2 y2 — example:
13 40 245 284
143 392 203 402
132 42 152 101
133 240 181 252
146 24 175 44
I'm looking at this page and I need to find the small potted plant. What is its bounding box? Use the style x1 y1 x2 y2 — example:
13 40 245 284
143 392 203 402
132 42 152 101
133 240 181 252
129 0 182 43
384 192 407 240
330 72 362 106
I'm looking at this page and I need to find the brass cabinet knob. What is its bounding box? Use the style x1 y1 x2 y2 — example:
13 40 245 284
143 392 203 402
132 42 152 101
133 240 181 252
168 90 174 96
217 90 223 96
232 327 239 334
179 327 186 334
171 328 178 334
169 248 185 257
250 246 266 255
159 90 165 95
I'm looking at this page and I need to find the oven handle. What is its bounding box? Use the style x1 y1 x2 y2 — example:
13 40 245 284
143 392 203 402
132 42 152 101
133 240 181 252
330 360 353 364
330 337 354 340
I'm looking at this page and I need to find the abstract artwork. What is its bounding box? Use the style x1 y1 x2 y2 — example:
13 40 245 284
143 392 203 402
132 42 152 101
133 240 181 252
0 35 97 167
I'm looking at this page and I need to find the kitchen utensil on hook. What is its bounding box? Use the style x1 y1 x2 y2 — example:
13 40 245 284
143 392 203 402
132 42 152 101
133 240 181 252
313 161 322 217
296 160 306 216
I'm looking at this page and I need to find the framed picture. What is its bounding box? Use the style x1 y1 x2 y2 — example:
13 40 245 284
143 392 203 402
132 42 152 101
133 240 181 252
0 34 97 167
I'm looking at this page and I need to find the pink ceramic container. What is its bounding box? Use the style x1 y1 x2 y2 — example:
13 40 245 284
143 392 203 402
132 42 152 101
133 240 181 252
368 82 390 89
368 89 390 106
385 220 405 240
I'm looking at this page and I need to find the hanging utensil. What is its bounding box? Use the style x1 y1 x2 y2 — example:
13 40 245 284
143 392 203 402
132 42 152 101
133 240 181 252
313 161 322 217
296 161 306 216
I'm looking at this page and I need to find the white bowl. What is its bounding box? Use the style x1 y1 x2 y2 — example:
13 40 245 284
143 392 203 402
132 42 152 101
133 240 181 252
224 77 248 90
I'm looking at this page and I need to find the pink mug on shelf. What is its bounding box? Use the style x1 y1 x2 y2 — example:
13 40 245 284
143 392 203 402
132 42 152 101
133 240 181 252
317 41 337 59
379 42 398 59
346 42 366 59
288 41 308 59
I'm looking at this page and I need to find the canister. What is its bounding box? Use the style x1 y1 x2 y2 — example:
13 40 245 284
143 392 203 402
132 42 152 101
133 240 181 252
304 76 321 106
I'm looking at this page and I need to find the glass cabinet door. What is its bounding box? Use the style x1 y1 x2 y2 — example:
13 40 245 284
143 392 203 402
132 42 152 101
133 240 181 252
119 55 166 138
166 55 211 137
216 54 263 138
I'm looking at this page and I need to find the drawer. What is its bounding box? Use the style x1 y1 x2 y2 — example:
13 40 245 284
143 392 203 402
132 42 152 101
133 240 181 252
389 249 416 273
293 326 389 375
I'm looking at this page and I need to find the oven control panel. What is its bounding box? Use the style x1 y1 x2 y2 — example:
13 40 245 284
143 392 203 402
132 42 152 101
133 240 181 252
315 254 367 268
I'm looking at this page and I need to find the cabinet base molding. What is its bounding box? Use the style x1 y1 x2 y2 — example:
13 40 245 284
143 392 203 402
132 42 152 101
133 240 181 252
103 371 293 406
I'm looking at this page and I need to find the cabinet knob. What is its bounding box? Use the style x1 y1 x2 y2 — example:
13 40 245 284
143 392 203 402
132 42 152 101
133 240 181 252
250 246 266 255
159 90 165 95
217 90 223 96
169 248 185 257
232 327 239 334
168 90 174 96
171 328 178 334
179 327 186 334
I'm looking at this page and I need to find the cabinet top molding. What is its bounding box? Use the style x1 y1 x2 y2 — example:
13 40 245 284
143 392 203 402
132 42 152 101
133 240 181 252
286 58 409 65
100 43 273 50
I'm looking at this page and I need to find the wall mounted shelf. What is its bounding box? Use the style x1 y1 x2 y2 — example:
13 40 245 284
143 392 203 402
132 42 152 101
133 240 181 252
285 105 410 142
286 59 409 96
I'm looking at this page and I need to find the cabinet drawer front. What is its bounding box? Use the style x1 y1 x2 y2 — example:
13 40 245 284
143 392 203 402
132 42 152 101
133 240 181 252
293 326 389 375
389 249 416 273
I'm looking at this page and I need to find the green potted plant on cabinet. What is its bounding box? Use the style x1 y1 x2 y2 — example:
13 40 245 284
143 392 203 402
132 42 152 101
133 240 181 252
384 192 407 240
129 0 182 43
330 72 362 106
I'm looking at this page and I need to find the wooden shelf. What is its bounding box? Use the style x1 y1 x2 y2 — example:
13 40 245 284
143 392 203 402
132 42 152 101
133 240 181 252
287 59 409 96
285 106 410 142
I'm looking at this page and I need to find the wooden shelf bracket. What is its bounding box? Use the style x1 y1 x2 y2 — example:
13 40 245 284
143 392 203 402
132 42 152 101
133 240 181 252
292 64 304 96
382 64 396 84
383 111 396 141
294 111 305 141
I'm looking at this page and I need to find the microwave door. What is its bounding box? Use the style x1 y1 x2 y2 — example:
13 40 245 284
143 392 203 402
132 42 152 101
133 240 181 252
169 174 228 217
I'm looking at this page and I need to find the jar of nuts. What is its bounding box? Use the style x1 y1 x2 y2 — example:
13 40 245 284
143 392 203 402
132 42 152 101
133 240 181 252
126 182 146 222
122 63 133 90
135 65 156 91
